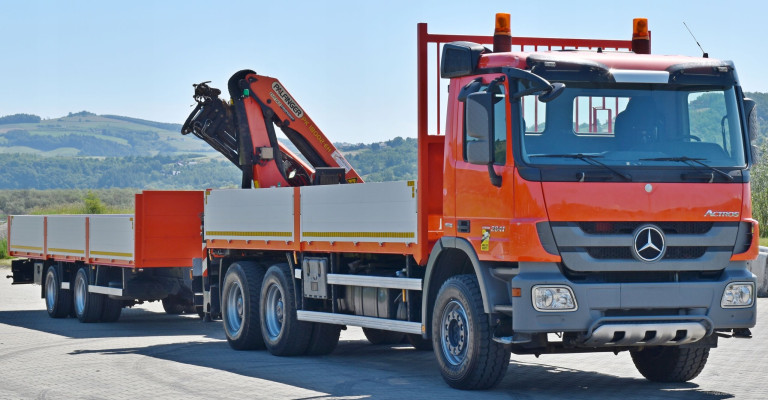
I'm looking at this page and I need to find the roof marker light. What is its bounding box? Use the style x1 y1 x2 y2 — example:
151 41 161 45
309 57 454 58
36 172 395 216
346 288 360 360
493 13 512 53
632 18 650 40
632 18 651 54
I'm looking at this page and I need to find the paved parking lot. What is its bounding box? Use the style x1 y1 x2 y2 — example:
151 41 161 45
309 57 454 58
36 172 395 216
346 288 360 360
1 264 766 399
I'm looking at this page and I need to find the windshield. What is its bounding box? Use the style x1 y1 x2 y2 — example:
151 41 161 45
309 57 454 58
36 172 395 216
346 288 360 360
519 84 746 168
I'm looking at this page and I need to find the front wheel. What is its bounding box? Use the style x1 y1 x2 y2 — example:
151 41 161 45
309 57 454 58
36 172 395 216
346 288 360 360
45 265 71 318
260 264 312 356
432 275 510 390
631 346 710 382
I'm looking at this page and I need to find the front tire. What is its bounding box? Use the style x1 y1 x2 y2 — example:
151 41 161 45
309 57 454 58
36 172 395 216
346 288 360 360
45 265 71 318
222 262 266 350
73 267 103 323
260 263 312 356
432 275 510 390
631 346 710 382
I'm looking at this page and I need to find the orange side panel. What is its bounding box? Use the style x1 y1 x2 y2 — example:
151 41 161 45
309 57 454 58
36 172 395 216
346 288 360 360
416 135 444 265
134 191 204 268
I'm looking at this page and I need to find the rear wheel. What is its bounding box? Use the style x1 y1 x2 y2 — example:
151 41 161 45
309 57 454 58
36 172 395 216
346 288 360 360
305 324 342 355
363 328 405 345
44 265 71 318
100 297 123 322
161 296 186 315
222 262 266 350
260 263 312 356
432 275 510 390
73 267 103 323
631 346 710 382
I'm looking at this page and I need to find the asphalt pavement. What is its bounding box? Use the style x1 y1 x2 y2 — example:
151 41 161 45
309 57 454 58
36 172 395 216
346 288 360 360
1 264 766 400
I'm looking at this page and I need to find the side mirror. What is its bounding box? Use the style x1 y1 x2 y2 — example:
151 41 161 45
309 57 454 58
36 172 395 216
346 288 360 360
465 92 493 165
744 98 759 162
744 98 758 142
441 42 488 79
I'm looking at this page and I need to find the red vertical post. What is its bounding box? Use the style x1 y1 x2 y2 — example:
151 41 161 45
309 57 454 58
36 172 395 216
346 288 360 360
436 42 441 135
416 22 428 264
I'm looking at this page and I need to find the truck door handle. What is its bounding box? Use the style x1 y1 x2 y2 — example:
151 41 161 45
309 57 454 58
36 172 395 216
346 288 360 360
457 220 470 233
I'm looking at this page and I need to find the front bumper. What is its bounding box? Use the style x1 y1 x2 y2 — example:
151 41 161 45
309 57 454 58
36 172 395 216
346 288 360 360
507 261 756 345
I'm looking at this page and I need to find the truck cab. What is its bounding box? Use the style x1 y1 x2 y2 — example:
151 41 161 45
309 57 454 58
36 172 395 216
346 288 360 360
416 14 758 387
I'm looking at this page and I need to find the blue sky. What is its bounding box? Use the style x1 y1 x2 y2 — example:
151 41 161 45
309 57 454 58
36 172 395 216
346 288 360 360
1 0 766 143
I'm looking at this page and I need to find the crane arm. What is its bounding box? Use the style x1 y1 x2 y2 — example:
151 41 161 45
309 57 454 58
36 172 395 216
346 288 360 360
182 70 363 188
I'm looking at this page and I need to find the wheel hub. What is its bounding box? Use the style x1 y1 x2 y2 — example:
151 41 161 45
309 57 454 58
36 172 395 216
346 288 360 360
440 300 469 366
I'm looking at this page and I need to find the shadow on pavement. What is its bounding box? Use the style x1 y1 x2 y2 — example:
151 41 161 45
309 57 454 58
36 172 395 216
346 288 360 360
63 337 734 400
0 308 224 340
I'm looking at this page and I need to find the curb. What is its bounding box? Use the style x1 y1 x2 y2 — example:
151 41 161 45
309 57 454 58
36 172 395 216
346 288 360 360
747 246 768 298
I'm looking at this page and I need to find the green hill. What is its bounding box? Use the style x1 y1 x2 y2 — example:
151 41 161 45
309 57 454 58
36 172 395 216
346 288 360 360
0 111 213 157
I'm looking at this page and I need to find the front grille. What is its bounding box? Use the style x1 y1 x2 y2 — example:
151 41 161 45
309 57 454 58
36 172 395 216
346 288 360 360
578 221 714 235
552 221 738 272
586 246 707 260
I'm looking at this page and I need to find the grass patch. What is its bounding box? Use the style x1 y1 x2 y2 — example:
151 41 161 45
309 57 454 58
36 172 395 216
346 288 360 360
0 238 9 259
760 237 768 248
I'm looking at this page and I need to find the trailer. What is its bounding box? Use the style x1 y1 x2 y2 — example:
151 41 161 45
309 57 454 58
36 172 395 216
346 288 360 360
8 13 760 390
8 191 203 321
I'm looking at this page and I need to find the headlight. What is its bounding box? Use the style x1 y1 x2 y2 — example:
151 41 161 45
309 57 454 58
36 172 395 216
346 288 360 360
532 285 577 312
721 282 755 308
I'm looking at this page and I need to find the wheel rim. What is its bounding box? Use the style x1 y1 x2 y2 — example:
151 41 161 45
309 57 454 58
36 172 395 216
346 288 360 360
440 299 469 366
74 271 87 316
45 270 57 312
264 283 284 340
225 281 244 335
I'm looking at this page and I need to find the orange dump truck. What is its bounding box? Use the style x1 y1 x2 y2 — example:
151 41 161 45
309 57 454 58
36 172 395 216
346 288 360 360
9 14 759 390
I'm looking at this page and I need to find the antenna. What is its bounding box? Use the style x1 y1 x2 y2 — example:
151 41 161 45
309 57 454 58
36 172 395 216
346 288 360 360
683 22 708 58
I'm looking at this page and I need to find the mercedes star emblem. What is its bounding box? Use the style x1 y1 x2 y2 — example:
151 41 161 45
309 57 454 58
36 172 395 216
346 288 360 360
632 225 665 262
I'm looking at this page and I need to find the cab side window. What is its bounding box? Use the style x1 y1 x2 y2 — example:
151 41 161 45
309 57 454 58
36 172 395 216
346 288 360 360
463 85 507 165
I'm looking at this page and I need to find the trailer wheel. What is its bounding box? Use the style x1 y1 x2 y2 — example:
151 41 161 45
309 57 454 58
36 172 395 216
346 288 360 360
260 263 312 356
362 328 405 345
100 297 123 322
631 346 710 382
73 267 103 323
305 324 342 355
432 275 510 390
44 265 71 318
161 296 185 315
222 262 266 350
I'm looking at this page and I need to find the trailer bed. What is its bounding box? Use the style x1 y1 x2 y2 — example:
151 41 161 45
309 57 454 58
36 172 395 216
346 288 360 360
7 191 203 268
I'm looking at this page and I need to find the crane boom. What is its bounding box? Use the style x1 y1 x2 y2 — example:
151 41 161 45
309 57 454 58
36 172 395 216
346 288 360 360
182 69 363 188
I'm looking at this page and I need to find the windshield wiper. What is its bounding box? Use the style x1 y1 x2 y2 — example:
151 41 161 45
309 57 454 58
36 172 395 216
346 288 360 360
531 153 632 181
639 156 734 182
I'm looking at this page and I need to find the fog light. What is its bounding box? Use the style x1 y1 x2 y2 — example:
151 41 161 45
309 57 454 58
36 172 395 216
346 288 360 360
532 285 577 312
721 282 755 308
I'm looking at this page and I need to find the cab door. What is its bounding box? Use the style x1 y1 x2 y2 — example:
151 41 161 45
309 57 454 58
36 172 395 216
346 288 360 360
452 75 516 261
